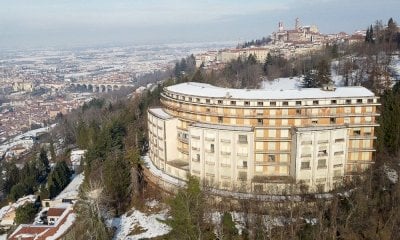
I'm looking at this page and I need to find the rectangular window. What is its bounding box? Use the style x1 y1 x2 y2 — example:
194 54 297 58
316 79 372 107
312 119 318 124
346 99 351 104
296 101 302 106
367 99 373 103
331 99 337 104
270 101 276 106
335 138 345 143
217 100 223 104
196 154 200 162
218 116 223 123
353 130 361 136
301 161 310 169
356 99 362 103
330 117 336 124
257 118 263 126
318 149 328 157
317 159 327 169
283 101 288 106
296 109 301 115
238 135 248 144
334 151 344 156
244 101 250 106
238 172 247 181
257 101 263 106
196 98 200 102
243 161 248 168
230 101 236 105
206 108 210 112
313 100 319 105
268 155 275 162
210 144 214 153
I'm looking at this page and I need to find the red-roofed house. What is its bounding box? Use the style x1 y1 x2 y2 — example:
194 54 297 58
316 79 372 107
8 207 75 240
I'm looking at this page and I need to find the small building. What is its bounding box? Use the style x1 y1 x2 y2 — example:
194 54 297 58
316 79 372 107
47 207 67 225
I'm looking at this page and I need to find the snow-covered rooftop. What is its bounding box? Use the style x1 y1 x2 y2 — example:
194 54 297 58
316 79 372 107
165 82 375 100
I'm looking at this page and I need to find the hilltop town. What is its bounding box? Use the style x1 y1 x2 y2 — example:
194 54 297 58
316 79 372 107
195 18 366 68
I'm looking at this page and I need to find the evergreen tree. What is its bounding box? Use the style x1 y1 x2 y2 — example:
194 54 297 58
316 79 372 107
166 176 213 239
102 151 131 215
15 203 38 224
47 161 72 198
37 148 50 183
312 58 332 87
9 183 30 201
301 70 318 88
191 69 204 83
221 212 239 239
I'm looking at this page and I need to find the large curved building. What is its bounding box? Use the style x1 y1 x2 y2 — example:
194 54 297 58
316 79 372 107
147 82 379 194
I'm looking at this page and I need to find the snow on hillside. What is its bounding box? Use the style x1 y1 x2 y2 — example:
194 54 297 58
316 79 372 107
109 200 171 240
384 165 399 184
0 195 36 219
55 173 84 200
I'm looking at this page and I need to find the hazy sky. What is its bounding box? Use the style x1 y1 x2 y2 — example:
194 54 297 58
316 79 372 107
0 0 399 49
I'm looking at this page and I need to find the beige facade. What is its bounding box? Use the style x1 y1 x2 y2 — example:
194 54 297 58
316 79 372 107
148 82 379 194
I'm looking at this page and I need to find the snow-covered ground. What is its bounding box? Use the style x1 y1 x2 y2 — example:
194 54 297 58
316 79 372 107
0 195 36 219
55 173 84 200
384 165 399 184
0 124 56 157
109 200 171 240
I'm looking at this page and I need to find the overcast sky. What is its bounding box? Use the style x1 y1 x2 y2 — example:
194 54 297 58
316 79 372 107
0 0 399 49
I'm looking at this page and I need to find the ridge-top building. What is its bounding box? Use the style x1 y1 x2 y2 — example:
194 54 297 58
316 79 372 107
147 82 379 194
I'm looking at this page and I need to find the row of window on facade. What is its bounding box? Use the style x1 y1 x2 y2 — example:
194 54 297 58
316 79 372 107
166 92 375 106
300 160 344 170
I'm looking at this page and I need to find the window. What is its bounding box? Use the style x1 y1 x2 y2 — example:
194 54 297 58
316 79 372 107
353 130 361 136
268 155 275 162
238 135 248 144
283 101 288 106
335 138 345 143
312 119 318 124
243 161 248 168
206 99 210 103
230 101 236 105
210 144 214 153
254 185 263 192
244 101 250 106
206 108 210 112
217 100 223 104
330 117 336 124
257 101 263 106
367 99 373 103
331 100 337 104
218 116 223 123
317 159 327 169
257 118 263 126
296 109 301 115
196 98 200 102
318 149 328 157
296 101 302 106
270 101 276 106
346 99 351 104
301 161 310 169
313 100 319 105
196 154 200 162
356 99 362 103
334 151 344 156
238 172 247 181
